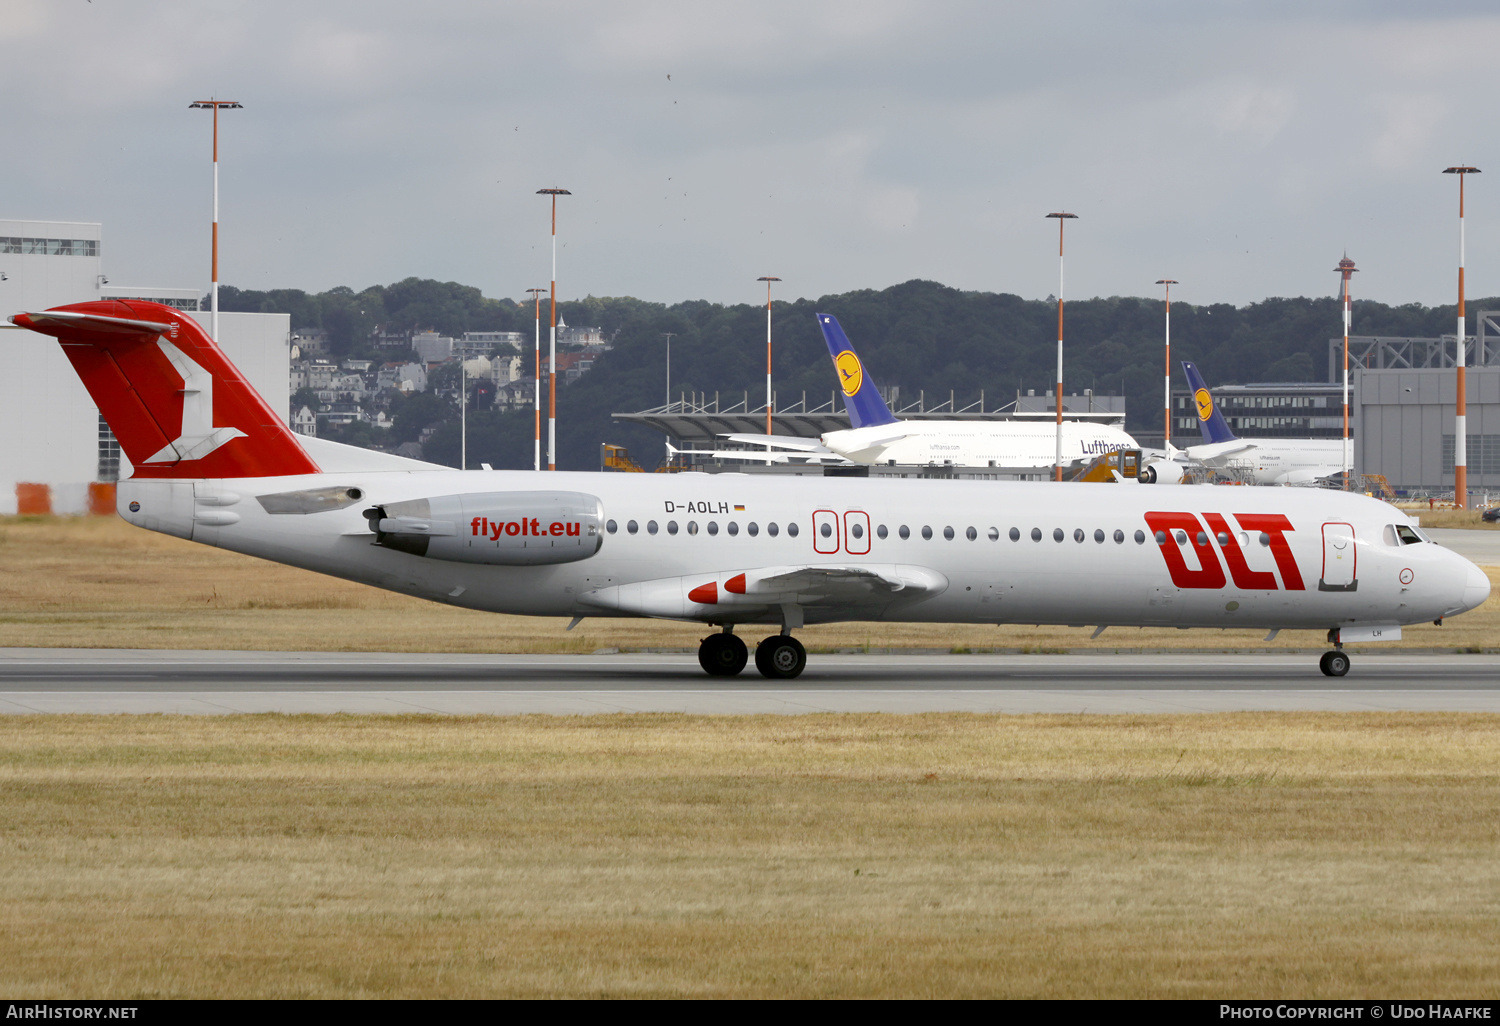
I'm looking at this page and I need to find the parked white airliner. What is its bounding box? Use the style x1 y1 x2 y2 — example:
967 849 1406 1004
1168 361 1347 486
10 301 1489 680
687 315 1139 471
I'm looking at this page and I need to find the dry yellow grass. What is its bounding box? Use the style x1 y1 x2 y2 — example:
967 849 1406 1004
1 514 1496 653
1403 508 1500 531
1 713 1498 998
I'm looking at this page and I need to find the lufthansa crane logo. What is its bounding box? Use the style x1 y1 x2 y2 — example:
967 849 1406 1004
835 350 863 397
1194 387 1214 422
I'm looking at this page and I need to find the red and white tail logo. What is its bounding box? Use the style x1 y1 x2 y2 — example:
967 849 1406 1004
10 299 319 479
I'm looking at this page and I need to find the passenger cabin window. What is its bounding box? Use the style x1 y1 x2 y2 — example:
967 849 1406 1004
768 523 779 537
628 520 639 535
899 525 910 539
921 526 933 540
648 521 659 535
707 522 719 536
787 522 799 537
877 525 889 539
667 521 679 535
748 522 759 536
686 521 698 535
606 520 618 534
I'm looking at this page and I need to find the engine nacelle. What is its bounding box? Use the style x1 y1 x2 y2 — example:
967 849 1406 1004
1139 460 1188 484
365 490 603 565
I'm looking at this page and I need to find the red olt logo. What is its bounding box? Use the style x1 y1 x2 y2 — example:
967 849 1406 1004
1145 512 1305 591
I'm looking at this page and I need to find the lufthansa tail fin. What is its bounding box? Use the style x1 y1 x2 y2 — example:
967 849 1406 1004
1180 360 1238 445
10 300 319 479
815 313 899 430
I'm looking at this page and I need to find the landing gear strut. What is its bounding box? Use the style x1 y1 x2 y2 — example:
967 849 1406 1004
698 631 748 676
754 634 807 679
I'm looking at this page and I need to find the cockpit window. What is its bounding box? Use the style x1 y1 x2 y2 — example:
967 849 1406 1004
1395 525 1423 545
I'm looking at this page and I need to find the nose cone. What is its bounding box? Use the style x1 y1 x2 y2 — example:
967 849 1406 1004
1462 563 1492 614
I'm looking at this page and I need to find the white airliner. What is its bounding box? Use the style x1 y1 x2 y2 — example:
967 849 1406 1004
1160 362 1347 486
11 301 1489 680
683 314 1139 471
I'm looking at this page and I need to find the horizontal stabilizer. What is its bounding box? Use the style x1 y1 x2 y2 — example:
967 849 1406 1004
10 310 178 336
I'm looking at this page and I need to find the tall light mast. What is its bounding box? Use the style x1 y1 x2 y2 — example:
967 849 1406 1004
1155 279 1178 447
526 287 545 472
757 276 780 463
662 331 677 464
1443 166 1479 508
1045 212 1077 481
1334 256 1358 490
537 188 570 470
188 99 242 340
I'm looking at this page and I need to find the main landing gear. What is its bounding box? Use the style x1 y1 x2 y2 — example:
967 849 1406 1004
697 630 807 679
698 631 748 676
753 634 807 680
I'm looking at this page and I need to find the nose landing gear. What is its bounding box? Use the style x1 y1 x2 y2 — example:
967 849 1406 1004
698 631 749 676
754 634 807 679
1319 650 1350 677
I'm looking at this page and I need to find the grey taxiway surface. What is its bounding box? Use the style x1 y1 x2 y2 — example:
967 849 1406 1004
2 528 1493 716
1 648 1497 715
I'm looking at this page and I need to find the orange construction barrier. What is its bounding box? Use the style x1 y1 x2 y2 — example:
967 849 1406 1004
16 483 52 516
88 482 116 515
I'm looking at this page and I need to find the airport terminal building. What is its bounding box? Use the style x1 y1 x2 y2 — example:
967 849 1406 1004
0 218 290 514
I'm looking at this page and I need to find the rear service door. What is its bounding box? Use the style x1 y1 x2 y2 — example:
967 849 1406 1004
1319 522 1357 592
812 510 840 554
844 511 871 554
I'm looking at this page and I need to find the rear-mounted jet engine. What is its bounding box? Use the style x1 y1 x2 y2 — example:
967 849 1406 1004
364 490 603 566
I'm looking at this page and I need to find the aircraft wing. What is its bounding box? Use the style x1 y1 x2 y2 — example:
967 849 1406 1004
579 563 948 621
753 564 943 598
1184 440 1259 465
721 433 834 453
667 444 846 465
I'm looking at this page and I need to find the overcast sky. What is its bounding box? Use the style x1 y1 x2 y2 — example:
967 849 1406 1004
4 0 1498 309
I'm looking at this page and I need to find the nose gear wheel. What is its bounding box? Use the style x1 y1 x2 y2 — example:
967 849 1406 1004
1318 650 1350 677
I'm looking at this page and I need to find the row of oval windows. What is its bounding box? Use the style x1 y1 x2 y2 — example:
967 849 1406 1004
603 519 1276 548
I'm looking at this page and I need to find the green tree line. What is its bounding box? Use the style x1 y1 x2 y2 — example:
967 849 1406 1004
221 277 1498 471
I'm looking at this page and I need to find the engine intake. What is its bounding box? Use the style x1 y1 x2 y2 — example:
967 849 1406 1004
364 490 603 565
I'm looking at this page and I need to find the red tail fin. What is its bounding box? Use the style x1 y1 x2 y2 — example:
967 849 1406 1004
11 299 319 479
